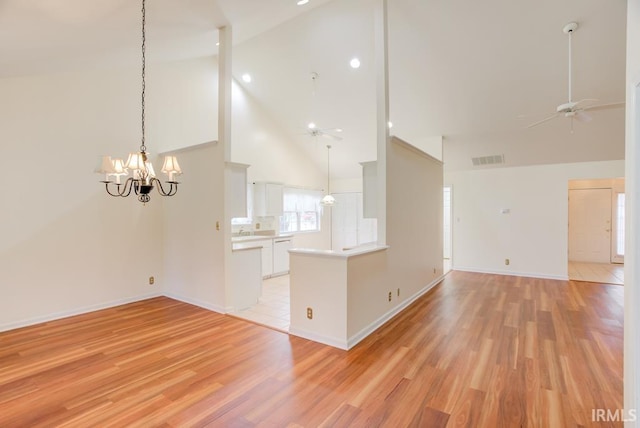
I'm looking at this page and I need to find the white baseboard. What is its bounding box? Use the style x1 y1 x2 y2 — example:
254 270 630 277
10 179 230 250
0 292 162 333
453 266 568 281
288 327 349 350
163 292 226 314
346 275 445 349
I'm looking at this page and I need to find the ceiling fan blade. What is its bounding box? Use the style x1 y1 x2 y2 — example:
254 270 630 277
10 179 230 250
526 113 560 129
575 111 592 122
583 102 625 112
573 98 599 107
321 132 343 141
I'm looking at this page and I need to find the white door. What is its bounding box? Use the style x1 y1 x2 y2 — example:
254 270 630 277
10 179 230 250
568 188 612 263
611 192 625 264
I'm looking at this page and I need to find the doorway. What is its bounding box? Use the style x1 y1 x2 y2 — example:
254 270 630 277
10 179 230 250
567 178 625 284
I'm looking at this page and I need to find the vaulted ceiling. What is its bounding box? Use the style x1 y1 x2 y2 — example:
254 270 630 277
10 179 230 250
0 0 627 177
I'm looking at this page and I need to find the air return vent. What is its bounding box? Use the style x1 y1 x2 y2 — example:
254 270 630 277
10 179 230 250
471 154 505 167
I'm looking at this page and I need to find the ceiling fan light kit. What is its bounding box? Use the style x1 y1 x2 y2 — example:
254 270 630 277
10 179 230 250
526 21 624 130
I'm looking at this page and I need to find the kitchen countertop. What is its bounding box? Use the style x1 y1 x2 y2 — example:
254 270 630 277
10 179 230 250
231 234 293 243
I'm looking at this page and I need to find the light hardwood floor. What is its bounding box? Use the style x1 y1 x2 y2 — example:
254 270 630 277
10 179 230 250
568 261 624 285
0 271 623 427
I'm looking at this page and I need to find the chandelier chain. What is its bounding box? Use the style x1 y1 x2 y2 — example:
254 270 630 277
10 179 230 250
140 0 146 153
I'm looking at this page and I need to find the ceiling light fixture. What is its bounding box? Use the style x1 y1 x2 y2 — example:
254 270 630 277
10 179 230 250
95 0 181 204
321 144 335 206
242 73 252 83
297 0 309 5
388 121 394 129
350 58 361 69
308 122 317 129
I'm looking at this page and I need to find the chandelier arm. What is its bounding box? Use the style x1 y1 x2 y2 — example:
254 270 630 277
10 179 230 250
104 182 121 197
104 178 135 197
152 178 179 196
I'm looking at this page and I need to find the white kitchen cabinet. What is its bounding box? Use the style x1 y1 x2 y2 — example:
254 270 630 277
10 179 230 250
253 182 283 217
253 238 273 277
230 246 262 310
226 162 249 218
272 238 292 275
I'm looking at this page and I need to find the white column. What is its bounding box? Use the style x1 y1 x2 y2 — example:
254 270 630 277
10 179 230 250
219 25 235 311
374 0 389 245
625 0 640 422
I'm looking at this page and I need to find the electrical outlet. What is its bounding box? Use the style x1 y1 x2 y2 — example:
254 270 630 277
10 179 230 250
505 258 510 266
149 276 155 285
306 307 313 319
388 292 392 302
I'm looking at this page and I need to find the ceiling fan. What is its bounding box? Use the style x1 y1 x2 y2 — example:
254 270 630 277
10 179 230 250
526 22 624 130
304 122 343 141
302 72 344 141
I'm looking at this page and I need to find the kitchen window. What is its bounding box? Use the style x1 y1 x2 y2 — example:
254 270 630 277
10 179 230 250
280 187 322 233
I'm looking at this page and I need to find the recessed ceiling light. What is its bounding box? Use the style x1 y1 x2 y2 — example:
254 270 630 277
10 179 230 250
242 73 252 83
335 128 343 133
350 58 361 69
297 0 309 5
307 122 316 129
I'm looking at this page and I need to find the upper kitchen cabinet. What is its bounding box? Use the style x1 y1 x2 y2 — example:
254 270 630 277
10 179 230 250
226 162 250 218
253 182 284 217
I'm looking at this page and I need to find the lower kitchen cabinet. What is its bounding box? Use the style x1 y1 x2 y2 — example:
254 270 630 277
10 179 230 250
253 239 273 278
272 238 292 275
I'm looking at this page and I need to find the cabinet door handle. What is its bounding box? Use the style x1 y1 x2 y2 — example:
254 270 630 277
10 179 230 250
275 240 291 243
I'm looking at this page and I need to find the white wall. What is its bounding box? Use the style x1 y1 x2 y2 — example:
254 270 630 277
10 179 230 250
289 137 444 349
0 57 219 331
347 137 444 338
162 143 227 312
230 81 331 250
625 0 640 421
446 160 624 280
345 137 443 341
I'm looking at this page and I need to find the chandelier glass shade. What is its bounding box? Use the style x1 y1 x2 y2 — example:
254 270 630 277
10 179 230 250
95 0 181 204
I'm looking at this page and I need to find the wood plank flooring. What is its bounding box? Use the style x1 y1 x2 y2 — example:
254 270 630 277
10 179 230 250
0 271 623 427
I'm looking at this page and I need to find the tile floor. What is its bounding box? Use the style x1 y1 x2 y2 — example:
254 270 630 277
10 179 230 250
231 274 290 332
568 261 624 285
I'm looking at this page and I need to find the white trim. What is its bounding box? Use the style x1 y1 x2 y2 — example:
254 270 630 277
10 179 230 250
288 327 349 350
162 292 226 314
0 292 162 333
391 136 444 165
289 245 389 259
346 275 444 349
453 266 568 281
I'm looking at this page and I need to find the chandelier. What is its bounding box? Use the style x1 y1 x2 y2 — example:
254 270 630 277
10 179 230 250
94 0 181 204
321 144 335 206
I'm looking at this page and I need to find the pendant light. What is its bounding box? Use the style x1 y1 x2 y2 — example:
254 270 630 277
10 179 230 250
321 144 335 206
95 0 182 204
